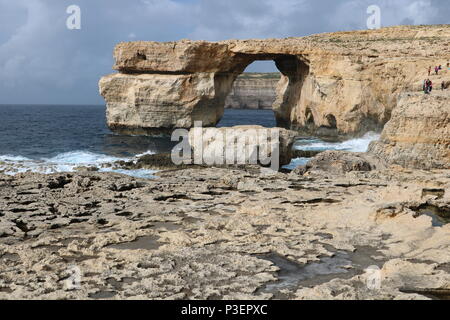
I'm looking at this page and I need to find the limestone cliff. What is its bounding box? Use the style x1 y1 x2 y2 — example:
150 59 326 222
368 92 450 169
99 25 450 137
225 73 279 110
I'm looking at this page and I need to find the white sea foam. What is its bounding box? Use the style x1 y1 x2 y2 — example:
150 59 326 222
294 132 381 153
135 150 157 158
1 132 380 176
282 157 310 171
0 155 31 162
99 168 156 179
286 132 381 171
43 151 127 165
0 150 156 178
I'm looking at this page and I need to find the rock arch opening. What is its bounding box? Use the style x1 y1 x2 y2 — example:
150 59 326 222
224 61 279 111
326 114 337 129
218 61 278 127
217 54 310 129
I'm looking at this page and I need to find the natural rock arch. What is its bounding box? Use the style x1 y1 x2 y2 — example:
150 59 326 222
100 48 310 135
100 26 450 137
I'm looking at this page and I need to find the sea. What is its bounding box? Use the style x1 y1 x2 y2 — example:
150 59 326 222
0 105 380 178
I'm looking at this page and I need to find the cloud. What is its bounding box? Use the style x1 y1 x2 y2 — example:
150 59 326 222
0 0 446 104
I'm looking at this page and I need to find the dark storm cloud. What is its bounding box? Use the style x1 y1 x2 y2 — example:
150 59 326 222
0 0 446 104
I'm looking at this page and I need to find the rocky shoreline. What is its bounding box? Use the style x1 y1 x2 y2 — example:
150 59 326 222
1 84 449 299
1 25 449 300
0 160 449 299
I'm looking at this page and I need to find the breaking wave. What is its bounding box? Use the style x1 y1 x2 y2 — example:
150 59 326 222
284 132 381 170
0 150 156 179
294 132 381 153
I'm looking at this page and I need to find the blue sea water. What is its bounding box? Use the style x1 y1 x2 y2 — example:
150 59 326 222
0 105 380 177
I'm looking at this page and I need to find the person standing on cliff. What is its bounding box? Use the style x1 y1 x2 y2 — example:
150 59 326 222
428 66 432 76
435 66 439 75
428 79 433 93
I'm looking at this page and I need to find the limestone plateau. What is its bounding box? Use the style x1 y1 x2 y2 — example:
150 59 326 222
100 25 450 138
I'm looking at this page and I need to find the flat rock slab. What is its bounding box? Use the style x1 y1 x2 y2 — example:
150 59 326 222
0 167 449 300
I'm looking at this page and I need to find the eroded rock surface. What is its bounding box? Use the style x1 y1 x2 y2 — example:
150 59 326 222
293 150 385 175
0 167 449 300
100 25 450 137
99 73 230 135
369 92 450 169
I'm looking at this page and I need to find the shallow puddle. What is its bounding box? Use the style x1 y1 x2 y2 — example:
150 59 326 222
0 253 20 262
107 235 161 250
414 205 450 226
106 277 139 289
257 245 384 298
89 290 117 299
152 221 180 231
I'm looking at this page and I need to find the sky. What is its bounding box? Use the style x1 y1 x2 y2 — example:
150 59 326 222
0 0 448 105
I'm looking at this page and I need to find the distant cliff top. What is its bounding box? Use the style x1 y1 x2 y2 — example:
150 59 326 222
237 73 281 80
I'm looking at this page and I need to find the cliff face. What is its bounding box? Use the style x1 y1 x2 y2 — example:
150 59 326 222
99 72 231 134
99 25 450 137
224 74 279 110
368 92 450 169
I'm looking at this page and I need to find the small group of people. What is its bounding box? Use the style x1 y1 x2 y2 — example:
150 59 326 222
424 62 448 93
428 65 443 76
423 79 433 94
423 79 446 94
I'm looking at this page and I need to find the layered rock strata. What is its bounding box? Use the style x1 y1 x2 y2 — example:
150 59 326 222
99 25 450 137
369 92 450 169
224 74 279 110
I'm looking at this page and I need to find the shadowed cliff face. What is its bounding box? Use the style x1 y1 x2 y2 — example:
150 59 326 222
99 25 450 137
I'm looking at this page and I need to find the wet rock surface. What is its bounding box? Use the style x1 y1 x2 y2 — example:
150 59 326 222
0 167 449 299
293 150 385 175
